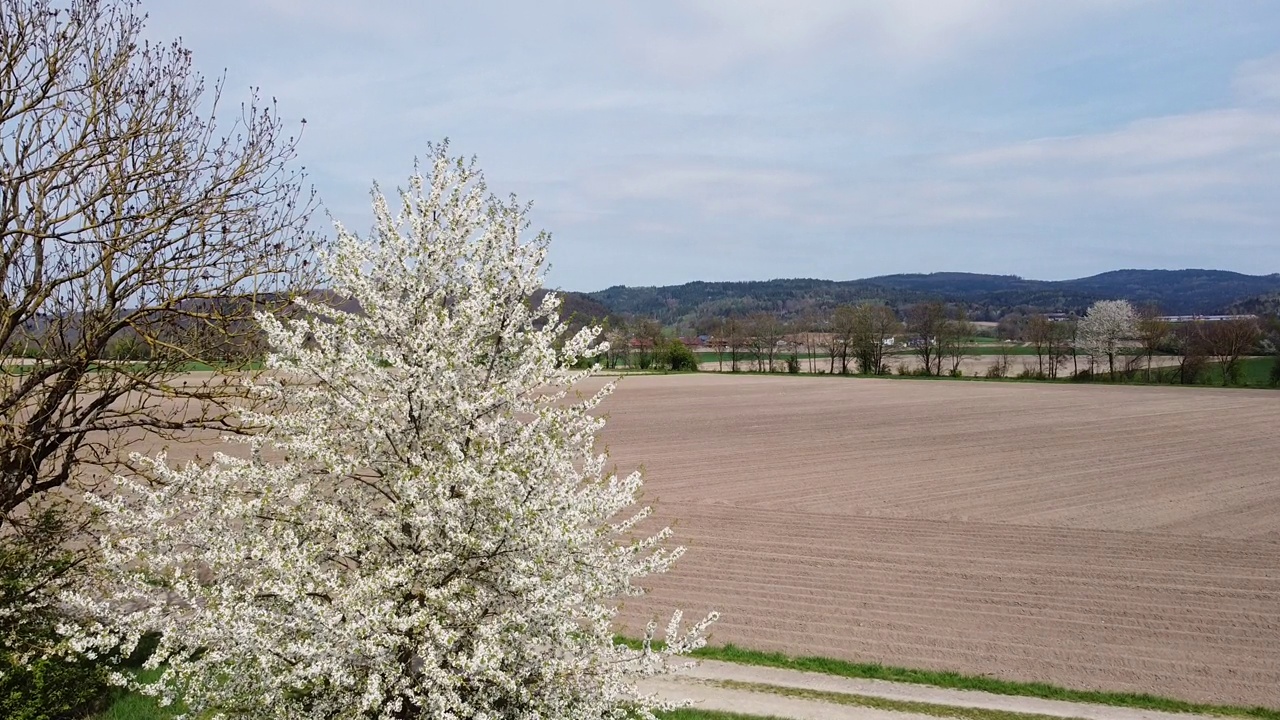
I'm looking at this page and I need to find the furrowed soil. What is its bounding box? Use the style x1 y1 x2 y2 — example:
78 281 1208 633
587 374 1280 707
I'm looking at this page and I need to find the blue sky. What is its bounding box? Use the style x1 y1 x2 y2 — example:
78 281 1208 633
143 1 1280 292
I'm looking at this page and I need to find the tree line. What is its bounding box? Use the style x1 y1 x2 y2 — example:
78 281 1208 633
597 299 1279 387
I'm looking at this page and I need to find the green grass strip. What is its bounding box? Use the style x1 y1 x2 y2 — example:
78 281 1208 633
618 640 1280 720
715 679 1089 720
657 710 789 720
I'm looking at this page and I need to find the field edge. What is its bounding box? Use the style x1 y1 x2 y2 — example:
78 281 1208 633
617 639 1280 720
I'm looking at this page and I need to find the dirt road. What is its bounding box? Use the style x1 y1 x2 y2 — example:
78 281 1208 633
642 660 1227 720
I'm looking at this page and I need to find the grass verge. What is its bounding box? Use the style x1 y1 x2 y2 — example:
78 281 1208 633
715 679 1088 720
658 710 788 720
618 640 1280 720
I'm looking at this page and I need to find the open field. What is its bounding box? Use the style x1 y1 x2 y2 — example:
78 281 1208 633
588 374 1280 707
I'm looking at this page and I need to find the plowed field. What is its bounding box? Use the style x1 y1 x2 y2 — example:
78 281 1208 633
593 374 1280 706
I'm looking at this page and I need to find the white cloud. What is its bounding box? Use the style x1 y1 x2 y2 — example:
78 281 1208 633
616 0 1141 80
1234 53 1280 104
580 159 818 221
949 109 1280 168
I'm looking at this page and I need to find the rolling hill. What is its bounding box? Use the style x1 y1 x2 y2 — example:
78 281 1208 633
580 269 1280 324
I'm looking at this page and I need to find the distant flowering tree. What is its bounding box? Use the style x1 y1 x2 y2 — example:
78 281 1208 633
66 145 716 719
1077 299 1137 378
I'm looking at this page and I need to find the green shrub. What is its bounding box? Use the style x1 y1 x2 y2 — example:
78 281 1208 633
1270 355 1280 388
0 508 113 720
663 339 698 372
1 649 113 720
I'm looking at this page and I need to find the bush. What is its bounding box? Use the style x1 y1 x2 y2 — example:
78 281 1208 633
786 354 801 374
985 356 1011 378
663 339 699 372
1 649 113 720
1271 355 1280 388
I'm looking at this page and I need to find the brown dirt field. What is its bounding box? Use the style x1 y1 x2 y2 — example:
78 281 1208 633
589 374 1280 707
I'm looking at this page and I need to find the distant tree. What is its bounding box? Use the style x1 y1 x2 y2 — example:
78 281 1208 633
749 313 786 372
795 310 823 373
940 309 975 376
707 336 727 372
601 320 629 369
997 313 1027 342
1077 300 1137 379
1198 317 1262 386
1170 323 1209 385
1135 304 1170 382
906 301 948 376
1065 316 1081 377
1045 319 1072 380
851 304 901 375
720 316 748 372
629 318 664 370
829 305 858 374
1262 314 1280 387
1025 314 1053 378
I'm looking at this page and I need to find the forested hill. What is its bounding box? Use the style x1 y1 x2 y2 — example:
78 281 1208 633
583 269 1280 324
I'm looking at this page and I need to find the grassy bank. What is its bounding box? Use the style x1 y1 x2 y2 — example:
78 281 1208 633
621 641 1280 720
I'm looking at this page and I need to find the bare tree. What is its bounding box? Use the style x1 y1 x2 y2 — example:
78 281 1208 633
1198 317 1261 386
719 315 747 372
1025 314 1053 378
829 305 858 374
796 309 822 373
602 320 630 369
1170 322 1209 385
627 317 663 369
1 0 316 531
1135 304 1170 382
906 301 947 376
749 312 786 372
940 309 975 376
851 304 900 375
996 312 1026 342
1065 315 1080 377
1045 319 1072 379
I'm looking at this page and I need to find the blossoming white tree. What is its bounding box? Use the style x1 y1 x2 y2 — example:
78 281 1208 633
1077 299 1138 378
66 146 715 719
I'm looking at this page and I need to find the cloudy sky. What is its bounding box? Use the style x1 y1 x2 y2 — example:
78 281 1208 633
143 1 1280 292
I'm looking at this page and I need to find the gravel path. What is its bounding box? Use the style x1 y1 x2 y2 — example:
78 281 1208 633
642 660 1226 720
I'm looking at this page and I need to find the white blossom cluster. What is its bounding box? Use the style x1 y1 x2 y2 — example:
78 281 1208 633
64 146 716 719
1078 299 1138 369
